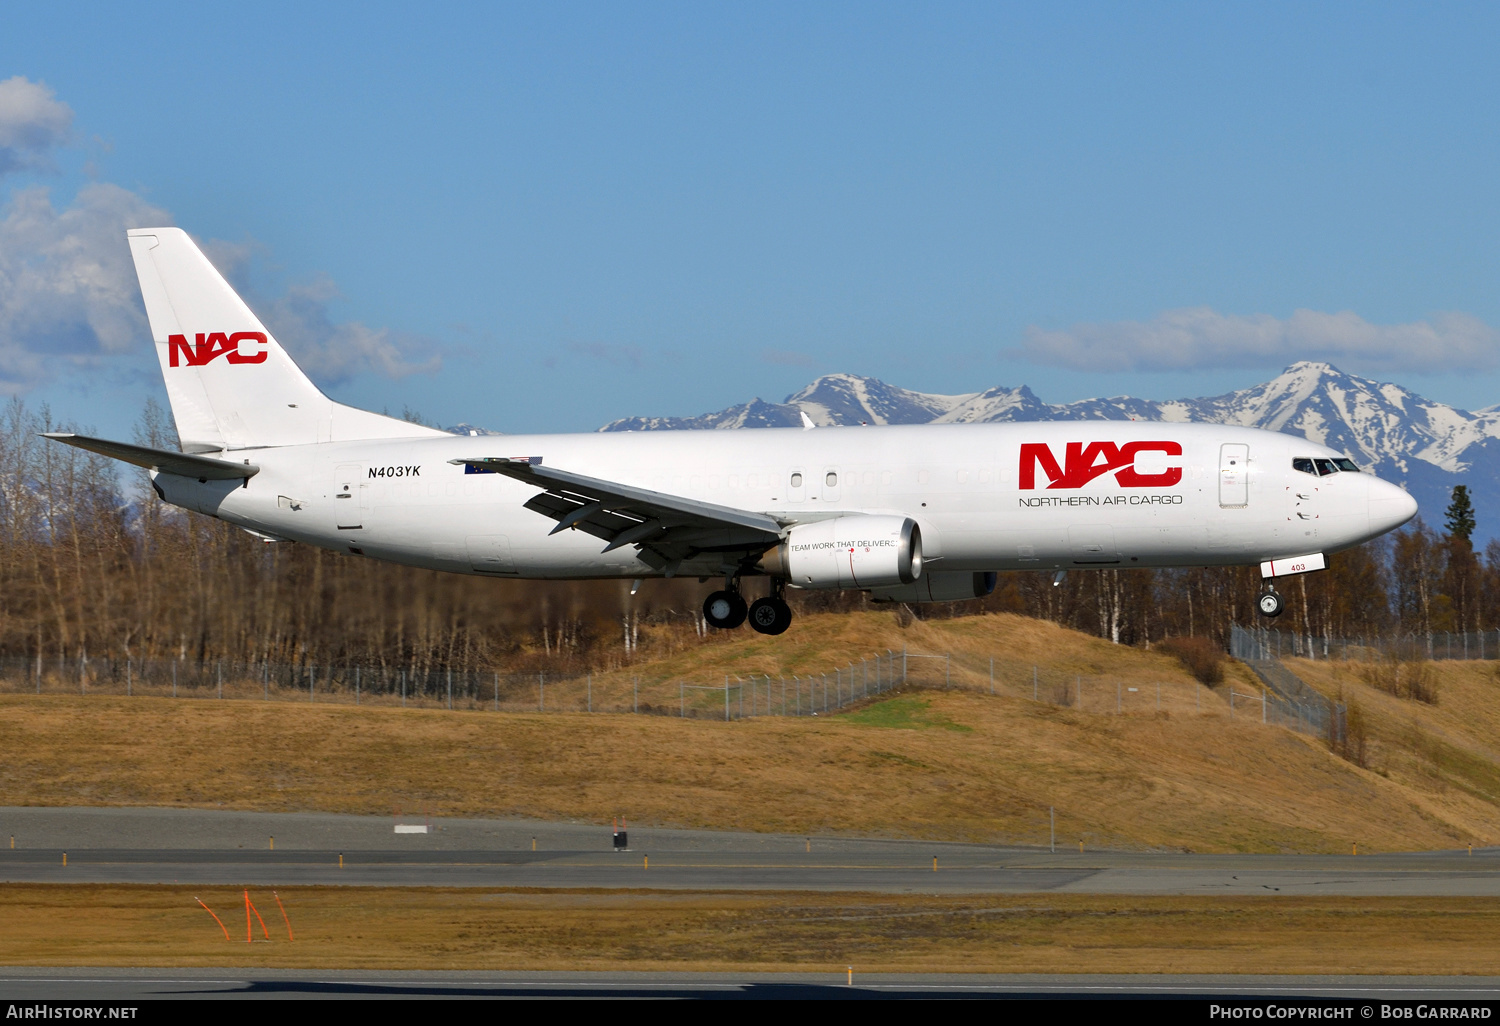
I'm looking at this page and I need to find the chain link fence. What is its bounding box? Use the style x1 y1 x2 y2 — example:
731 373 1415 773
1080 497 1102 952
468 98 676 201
1231 624 1500 662
0 642 1337 741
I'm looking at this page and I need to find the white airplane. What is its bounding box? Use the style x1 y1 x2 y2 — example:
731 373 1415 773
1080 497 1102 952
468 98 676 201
45 228 1417 635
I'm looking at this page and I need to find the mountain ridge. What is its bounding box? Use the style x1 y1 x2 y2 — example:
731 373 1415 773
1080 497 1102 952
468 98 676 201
598 362 1499 543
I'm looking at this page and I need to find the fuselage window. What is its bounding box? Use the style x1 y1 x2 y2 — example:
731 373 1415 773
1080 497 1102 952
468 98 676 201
1292 458 1317 475
790 472 803 487
1314 458 1337 476
825 472 837 487
1334 458 1360 472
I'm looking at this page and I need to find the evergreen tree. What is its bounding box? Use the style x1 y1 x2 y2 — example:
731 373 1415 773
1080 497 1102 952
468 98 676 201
1445 485 1476 542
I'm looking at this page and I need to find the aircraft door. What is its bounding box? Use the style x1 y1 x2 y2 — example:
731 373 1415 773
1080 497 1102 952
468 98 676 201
334 463 366 529
1219 444 1249 508
822 467 841 503
787 469 806 503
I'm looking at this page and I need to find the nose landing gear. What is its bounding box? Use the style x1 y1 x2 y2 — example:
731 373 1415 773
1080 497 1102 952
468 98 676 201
1257 587 1284 618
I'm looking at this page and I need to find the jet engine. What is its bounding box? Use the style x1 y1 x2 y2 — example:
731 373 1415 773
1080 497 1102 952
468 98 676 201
758 515 922 589
868 571 997 604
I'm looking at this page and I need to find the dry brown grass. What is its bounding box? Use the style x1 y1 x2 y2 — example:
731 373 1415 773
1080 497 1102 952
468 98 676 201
1280 656 1500 837
4 670 1498 852
5 885 1500 974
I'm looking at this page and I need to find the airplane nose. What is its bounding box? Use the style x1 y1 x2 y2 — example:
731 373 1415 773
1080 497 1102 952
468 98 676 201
1368 478 1418 535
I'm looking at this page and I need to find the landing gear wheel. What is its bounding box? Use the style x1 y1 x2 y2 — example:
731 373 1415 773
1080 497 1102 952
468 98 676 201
704 590 748 629
748 597 793 635
1258 590 1284 618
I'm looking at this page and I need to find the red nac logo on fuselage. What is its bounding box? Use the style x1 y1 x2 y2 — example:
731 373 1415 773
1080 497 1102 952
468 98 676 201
167 332 268 367
1020 441 1183 489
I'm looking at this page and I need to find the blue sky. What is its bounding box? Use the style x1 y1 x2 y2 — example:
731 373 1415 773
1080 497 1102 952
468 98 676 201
3 2 1500 437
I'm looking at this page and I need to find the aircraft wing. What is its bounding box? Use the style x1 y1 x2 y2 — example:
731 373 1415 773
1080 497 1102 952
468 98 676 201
448 456 784 572
43 433 259 480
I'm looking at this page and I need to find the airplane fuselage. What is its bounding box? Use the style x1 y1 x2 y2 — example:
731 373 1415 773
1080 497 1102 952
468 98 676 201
153 420 1413 583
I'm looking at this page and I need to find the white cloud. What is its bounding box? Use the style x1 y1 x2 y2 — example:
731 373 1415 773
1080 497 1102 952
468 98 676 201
250 272 442 384
0 186 441 394
0 77 73 176
1015 307 1500 374
0 184 167 393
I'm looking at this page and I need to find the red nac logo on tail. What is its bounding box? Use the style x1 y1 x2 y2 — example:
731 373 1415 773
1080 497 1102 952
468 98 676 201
1020 441 1183 489
167 332 268 367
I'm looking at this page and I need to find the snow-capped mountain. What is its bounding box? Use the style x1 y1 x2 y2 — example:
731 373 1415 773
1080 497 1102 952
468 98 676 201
601 362 1500 543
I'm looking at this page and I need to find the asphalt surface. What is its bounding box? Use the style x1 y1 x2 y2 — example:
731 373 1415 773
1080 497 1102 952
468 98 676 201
3 969 1500 1000
4 806 1500 895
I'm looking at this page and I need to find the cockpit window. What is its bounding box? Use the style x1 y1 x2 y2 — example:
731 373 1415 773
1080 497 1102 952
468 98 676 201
1334 458 1360 472
1292 457 1317 475
1314 458 1338 476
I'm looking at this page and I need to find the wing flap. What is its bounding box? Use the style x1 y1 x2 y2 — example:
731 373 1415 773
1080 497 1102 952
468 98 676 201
450 456 784 564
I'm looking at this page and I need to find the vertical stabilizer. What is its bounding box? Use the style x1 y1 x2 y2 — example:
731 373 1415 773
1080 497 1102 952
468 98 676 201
126 227 448 452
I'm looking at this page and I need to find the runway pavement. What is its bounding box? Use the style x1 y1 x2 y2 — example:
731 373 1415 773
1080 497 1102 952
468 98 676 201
3 968 1500 1000
4 806 1500 895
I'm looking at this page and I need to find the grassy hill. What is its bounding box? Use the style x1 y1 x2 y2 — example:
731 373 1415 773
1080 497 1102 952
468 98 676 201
3 611 1499 853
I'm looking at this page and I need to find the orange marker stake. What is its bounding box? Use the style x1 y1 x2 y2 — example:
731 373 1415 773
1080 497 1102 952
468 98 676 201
272 890 295 941
245 890 270 941
197 897 230 941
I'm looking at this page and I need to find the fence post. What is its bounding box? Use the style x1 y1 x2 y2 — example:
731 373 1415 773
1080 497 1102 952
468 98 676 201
494 672 499 711
539 673 544 712
262 663 267 700
588 673 592 713
401 669 406 708
902 647 907 682
1262 688 1266 724
447 668 452 711
172 661 177 698
634 676 638 714
725 675 730 722
946 654 951 689
219 661 224 701
127 658 131 697
355 666 360 705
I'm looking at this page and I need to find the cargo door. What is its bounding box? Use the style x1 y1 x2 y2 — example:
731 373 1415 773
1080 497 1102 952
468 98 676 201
334 463 366 529
1219 444 1249 508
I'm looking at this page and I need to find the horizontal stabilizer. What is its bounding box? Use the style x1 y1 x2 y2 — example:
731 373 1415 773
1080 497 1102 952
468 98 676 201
42 433 258 480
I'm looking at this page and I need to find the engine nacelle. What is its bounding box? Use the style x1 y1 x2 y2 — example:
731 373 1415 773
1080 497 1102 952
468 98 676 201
759 515 922 589
869 571 997 604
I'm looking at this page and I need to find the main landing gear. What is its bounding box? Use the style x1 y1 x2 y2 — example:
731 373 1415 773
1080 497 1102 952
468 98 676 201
703 578 793 635
1258 585 1284 618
